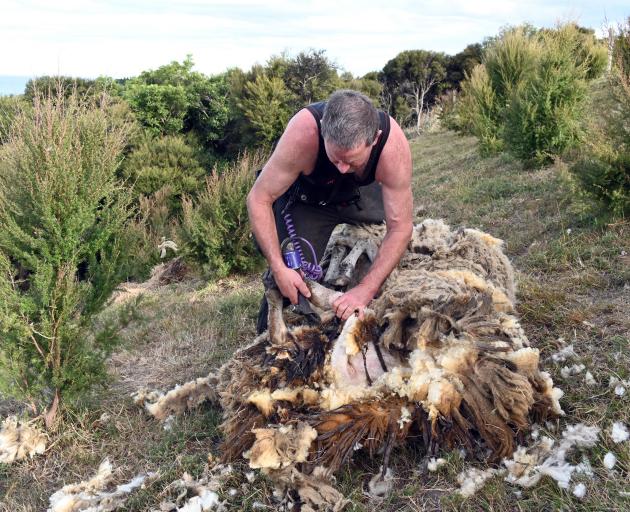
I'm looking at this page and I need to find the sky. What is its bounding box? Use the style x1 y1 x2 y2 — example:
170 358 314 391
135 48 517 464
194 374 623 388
1 0 627 83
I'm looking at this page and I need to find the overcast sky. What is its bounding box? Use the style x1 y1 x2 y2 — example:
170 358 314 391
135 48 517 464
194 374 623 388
1 0 627 79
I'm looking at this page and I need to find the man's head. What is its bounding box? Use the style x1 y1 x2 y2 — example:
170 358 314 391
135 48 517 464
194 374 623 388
321 90 380 174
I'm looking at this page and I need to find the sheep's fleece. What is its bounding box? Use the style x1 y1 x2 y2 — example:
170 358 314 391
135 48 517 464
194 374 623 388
140 220 563 502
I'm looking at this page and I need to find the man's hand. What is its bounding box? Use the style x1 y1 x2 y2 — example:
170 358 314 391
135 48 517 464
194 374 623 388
273 266 311 305
331 284 374 321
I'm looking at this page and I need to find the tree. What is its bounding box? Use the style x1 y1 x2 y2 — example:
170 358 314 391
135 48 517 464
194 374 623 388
0 90 136 426
238 74 295 147
123 56 230 146
445 44 484 89
381 50 448 131
283 49 340 105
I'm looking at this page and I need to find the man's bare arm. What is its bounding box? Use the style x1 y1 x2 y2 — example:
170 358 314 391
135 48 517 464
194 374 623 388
246 110 318 303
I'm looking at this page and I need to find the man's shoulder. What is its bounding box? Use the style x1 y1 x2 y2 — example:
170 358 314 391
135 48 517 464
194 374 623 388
377 116 411 181
284 108 320 144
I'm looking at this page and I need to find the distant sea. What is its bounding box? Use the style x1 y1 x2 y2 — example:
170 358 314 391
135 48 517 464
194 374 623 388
0 76 31 96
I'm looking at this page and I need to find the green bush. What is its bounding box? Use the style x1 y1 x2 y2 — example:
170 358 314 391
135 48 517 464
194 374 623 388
123 82 189 135
569 23 630 216
121 133 208 200
0 95 30 144
484 27 541 105
0 89 137 422
456 24 606 165
503 25 590 166
238 74 295 147
180 151 266 277
459 64 504 154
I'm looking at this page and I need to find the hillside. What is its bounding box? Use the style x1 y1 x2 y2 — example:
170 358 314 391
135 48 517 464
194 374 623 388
1 131 628 511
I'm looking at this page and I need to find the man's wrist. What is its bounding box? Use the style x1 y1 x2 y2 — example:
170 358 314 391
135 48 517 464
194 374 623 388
357 279 379 300
270 259 287 274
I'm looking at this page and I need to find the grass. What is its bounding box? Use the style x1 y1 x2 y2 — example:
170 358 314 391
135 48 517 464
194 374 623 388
1 130 629 511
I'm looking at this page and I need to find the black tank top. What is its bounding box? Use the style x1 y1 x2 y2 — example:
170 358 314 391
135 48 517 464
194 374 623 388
294 101 390 206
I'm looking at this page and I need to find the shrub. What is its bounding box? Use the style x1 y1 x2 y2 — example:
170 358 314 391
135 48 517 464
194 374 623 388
180 151 266 277
484 27 541 105
0 89 137 424
0 95 30 144
459 64 504 154
503 25 591 166
569 23 630 215
238 74 295 147
121 133 208 202
123 82 189 136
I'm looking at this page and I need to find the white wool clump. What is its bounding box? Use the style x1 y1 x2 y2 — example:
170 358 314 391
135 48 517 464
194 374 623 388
457 467 504 497
609 376 630 397
367 467 395 498
551 344 577 363
158 238 178 258
560 364 585 379
503 424 600 490
584 371 597 386
572 483 587 499
163 415 176 431
398 406 412 429
160 465 233 511
603 452 617 469
427 457 447 472
47 459 155 512
132 374 219 421
561 424 600 448
0 416 47 464
611 422 629 443
574 456 594 477
177 489 220 512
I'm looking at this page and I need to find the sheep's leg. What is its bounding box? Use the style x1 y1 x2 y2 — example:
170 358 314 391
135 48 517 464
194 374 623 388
324 245 347 285
305 280 342 312
266 287 290 347
338 240 373 286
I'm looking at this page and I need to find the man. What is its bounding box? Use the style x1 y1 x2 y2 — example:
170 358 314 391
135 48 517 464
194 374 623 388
247 90 413 332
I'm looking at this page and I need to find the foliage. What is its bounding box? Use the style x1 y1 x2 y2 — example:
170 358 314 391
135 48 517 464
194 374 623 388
455 23 607 164
503 24 592 166
238 74 295 147
123 56 230 145
0 89 137 415
123 82 189 136
0 95 30 144
180 151 266 277
570 22 630 215
121 133 208 202
458 64 503 153
612 17 630 82
225 50 340 151
381 50 449 129
445 43 484 89
282 49 340 105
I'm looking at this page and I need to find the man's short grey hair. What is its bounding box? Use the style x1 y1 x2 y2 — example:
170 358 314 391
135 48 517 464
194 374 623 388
321 90 379 149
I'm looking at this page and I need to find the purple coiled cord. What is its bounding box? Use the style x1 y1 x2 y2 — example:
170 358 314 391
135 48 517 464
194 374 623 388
282 211 323 281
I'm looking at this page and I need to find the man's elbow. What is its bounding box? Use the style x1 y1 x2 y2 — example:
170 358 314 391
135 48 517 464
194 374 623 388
387 221 413 244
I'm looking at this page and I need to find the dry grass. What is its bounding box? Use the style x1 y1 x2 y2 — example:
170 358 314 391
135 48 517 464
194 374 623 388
1 131 628 511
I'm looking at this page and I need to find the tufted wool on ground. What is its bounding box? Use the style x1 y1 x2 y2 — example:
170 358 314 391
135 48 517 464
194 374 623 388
0 415 46 464
135 220 564 504
47 459 156 512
